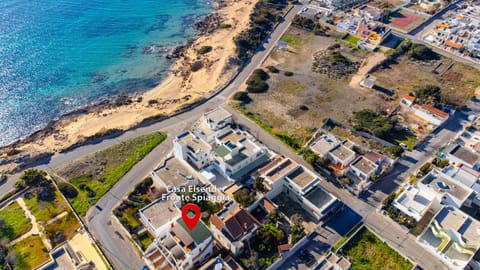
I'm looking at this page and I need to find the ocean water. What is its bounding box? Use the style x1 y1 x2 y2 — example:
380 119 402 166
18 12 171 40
0 0 213 146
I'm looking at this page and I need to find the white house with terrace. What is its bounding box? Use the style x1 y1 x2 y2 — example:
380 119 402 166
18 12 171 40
211 129 269 180
144 217 214 270
393 169 477 221
193 106 233 144
256 156 341 222
173 131 212 170
345 155 379 196
417 206 480 270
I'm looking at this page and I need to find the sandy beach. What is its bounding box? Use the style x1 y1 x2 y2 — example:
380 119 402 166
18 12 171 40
0 0 255 173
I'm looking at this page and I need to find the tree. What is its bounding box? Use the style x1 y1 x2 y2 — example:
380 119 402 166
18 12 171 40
300 148 318 165
252 177 265 192
432 157 450 168
232 91 250 102
255 223 286 252
408 43 437 61
290 214 305 244
353 109 396 139
246 69 269 93
14 180 26 190
389 145 404 158
414 85 442 105
19 169 48 187
58 182 78 198
268 211 280 224
340 177 353 187
234 188 257 208
417 162 432 178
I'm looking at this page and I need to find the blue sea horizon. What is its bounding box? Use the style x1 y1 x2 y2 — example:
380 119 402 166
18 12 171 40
0 0 213 147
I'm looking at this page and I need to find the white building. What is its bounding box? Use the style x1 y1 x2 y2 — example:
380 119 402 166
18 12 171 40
417 206 480 270
444 143 480 170
412 104 450 127
173 131 212 170
193 107 233 144
257 156 341 222
212 129 268 179
144 218 214 270
393 169 477 221
348 156 379 181
327 142 357 168
392 185 436 221
139 196 181 237
310 133 341 157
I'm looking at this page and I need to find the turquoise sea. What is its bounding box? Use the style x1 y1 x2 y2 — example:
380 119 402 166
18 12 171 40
0 0 213 146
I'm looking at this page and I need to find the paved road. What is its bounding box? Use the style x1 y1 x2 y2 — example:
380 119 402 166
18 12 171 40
362 110 465 206
225 107 452 270
0 4 303 270
0 2 467 269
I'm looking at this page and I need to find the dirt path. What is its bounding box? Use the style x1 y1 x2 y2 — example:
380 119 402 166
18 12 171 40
45 211 68 225
349 52 387 88
8 198 52 250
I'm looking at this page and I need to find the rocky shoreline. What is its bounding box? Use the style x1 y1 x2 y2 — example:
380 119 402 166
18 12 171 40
0 0 235 174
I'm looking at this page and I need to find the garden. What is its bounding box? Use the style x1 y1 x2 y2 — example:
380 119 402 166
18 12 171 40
56 132 167 216
0 201 31 242
340 227 413 270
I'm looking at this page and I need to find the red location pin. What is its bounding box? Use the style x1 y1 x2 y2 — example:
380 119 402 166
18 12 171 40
182 203 201 230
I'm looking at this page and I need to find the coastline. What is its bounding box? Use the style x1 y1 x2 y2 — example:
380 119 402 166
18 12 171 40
0 0 256 173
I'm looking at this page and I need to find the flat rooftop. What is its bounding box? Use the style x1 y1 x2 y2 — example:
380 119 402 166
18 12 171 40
436 207 480 247
217 130 245 144
310 134 340 156
154 157 196 187
351 156 378 175
447 144 480 165
175 131 210 153
443 165 480 189
41 247 75 270
304 185 335 210
261 158 297 183
421 171 472 202
394 185 434 218
140 197 179 230
330 145 356 162
286 166 317 189
205 107 232 125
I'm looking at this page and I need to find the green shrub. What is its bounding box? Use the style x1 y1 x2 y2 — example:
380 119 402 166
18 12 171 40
234 188 256 208
198 45 212 54
252 69 269 80
234 0 288 63
233 91 250 101
389 145 404 158
408 43 437 61
247 79 269 93
58 182 79 198
284 71 294 76
266 65 279 73
220 23 232 29
417 162 432 178
246 69 269 93
432 157 449 168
